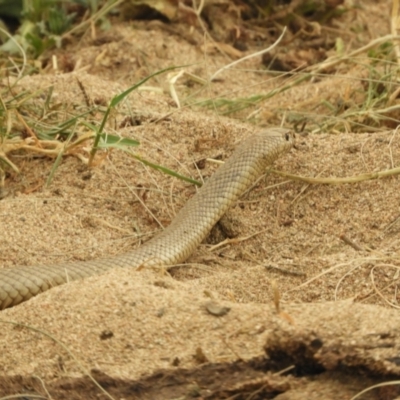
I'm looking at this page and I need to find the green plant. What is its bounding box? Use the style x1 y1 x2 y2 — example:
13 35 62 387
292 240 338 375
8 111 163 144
0 0 120 57
0 64 201 187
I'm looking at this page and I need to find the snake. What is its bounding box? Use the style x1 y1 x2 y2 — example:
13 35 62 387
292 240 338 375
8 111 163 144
0 128 294 309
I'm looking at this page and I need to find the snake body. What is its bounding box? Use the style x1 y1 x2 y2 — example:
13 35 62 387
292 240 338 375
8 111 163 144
0 128 294 309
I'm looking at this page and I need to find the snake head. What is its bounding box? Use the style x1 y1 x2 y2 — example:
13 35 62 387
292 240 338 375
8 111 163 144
282 129 296 148
261 127 295 156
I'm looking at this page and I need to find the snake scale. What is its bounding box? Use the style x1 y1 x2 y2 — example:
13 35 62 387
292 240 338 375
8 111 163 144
0 128 294 309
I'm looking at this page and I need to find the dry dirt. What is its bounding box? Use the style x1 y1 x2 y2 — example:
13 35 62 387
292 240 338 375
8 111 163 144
1 0 400 399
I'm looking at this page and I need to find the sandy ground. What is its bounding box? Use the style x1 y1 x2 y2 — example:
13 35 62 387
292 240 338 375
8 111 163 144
1 0 400 398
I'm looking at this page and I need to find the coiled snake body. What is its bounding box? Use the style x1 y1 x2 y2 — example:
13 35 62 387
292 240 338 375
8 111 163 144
0 128 294 309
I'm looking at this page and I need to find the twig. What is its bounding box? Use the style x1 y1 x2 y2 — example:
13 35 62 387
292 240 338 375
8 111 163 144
310 34 400 73
350 380 400 400
271 279 280 313
339 233 364 252
383 213 400 232
391 0 400 65
272 166 400 185
33 375 53 400
265 264 306 277
370 264 400 309
210 27 287 82
0 319 116 400
208 228 270 252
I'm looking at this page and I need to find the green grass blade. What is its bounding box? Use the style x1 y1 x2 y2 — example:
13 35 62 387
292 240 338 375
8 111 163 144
130 153 201 187
46 128 76 187
88 65 183 166
39 109 97 140
110 65 181 108
97 133 139 149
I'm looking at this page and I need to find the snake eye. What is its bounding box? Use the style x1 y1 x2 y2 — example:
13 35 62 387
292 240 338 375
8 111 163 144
285 132 290 141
